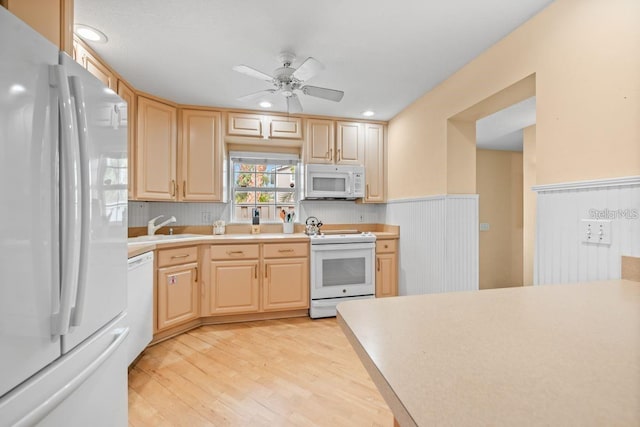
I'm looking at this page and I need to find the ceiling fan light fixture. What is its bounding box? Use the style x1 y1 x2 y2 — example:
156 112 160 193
74 24 108 43
362 110 375 117
259 101 272 108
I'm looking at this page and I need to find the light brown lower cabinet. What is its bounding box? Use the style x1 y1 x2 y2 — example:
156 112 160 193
157 262 199 330
263 258 309 311
156 246 199 331
208 260 260 315
205 242 309 316
376 239 398 297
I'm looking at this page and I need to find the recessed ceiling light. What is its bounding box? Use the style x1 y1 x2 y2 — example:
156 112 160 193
362 110 375 117
9 84 26 95
74 24 108 43
259 101 272 108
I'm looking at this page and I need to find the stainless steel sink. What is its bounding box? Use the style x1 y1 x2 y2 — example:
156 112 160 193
128 234 206 242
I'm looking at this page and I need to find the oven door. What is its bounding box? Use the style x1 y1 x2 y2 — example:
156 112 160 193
310 243 375 299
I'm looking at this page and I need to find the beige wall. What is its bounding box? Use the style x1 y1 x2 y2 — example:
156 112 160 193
523 125 537 286
477 149 523 289
388 0 640 199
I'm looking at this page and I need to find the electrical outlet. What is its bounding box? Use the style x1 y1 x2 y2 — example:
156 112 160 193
479 223 490 231
581 219 612 245
201 212 213 224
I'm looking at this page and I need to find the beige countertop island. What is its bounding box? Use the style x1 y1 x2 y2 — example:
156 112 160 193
337 280 640 426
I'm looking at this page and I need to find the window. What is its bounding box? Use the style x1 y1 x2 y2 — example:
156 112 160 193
229 152 299 223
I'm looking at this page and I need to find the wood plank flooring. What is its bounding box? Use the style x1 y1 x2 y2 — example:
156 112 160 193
128 317 393 426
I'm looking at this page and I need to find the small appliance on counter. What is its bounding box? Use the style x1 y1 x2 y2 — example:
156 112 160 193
305 216 323 235
213 220 225 235
251 208 260 234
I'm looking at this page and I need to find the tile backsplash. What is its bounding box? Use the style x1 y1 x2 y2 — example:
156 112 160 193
128 201 384 227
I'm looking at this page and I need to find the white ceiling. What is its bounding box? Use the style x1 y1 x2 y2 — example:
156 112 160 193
75 0 553 121
476 97 536 151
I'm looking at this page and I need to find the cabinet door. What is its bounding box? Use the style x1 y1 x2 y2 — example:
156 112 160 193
117 80 136 200
157 262 199 330
136 96 177 200
336 121 363 165
179 109 222 201
376 253 398 298
305 119 334 164
74 38 116 90
263 258 309 311
269 116 302 139
209 260 259 315
364 123 385 202
227 112 263 137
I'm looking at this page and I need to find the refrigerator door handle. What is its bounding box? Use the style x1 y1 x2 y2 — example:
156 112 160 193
12 327 130 427
50 65 81 336
68 76 90 328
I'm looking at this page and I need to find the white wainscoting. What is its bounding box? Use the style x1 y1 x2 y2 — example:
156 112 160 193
383 195 478 295
534 176 640 285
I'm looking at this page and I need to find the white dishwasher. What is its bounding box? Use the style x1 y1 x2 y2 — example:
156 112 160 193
126 251 154 366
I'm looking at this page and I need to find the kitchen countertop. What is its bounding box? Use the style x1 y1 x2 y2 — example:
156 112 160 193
337 280 640 426
127 226 399 258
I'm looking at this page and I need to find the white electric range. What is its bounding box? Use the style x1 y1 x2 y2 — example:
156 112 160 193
309 232 376 318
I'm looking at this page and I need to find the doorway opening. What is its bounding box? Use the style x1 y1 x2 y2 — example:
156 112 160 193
475 97 535 289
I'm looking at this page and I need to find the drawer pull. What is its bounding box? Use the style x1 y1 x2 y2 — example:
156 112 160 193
278 249 294 253
384 244 388 249
227 250 244 255
170 254 190 259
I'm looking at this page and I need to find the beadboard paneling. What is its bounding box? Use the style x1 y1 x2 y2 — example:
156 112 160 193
128 200 383 227
535 177 640 285
383 195 478 295
445 196 479 293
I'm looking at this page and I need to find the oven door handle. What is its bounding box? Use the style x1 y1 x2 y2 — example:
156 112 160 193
310 242 375 252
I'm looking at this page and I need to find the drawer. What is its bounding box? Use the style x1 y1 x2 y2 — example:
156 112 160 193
376 239 397 254
211 244 259 260
263 242 308 258
157 246 198 268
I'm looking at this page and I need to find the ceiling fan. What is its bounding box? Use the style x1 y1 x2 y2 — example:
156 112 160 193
232 52 344 114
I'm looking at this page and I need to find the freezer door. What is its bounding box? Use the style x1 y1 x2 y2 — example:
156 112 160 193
59 54 128 352
0 313 129 426
0 8 62 397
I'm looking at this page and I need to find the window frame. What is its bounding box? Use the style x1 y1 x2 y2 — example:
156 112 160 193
228 151 301 224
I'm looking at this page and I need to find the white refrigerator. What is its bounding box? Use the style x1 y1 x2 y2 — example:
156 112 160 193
0 8 129 426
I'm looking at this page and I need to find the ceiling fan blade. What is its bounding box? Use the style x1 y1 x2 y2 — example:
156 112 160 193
237 89 276 102
292 57 324 82
287 94 303 114
232 65 274 82
301 85 344 102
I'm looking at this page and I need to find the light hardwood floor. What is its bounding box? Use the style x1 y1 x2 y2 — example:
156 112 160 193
128 318 393 426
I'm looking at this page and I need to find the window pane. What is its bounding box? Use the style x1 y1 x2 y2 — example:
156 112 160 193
276 191 296 203
275 173 295 188
234 191 252 204
256 192 274 203
235 172 254 187
256 172 275 188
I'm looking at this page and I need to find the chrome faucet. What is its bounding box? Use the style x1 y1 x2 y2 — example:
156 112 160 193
147 215 177 235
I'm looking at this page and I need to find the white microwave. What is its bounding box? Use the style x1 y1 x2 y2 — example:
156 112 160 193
304 164 365 200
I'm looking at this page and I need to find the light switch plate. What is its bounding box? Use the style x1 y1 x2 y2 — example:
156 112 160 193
479 223 490 231
581 219 612 245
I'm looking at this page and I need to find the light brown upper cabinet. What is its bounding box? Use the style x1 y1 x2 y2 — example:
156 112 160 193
4 0 73 55
179 109 222 201
363 123 385 202
136 96 178 201
335 121 364 165
227 112 302 140
73 37 116 91
305 119 335 164
117 80 136 200
305 120 364 165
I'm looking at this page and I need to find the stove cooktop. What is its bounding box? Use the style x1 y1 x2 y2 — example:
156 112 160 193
308 231 376 244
